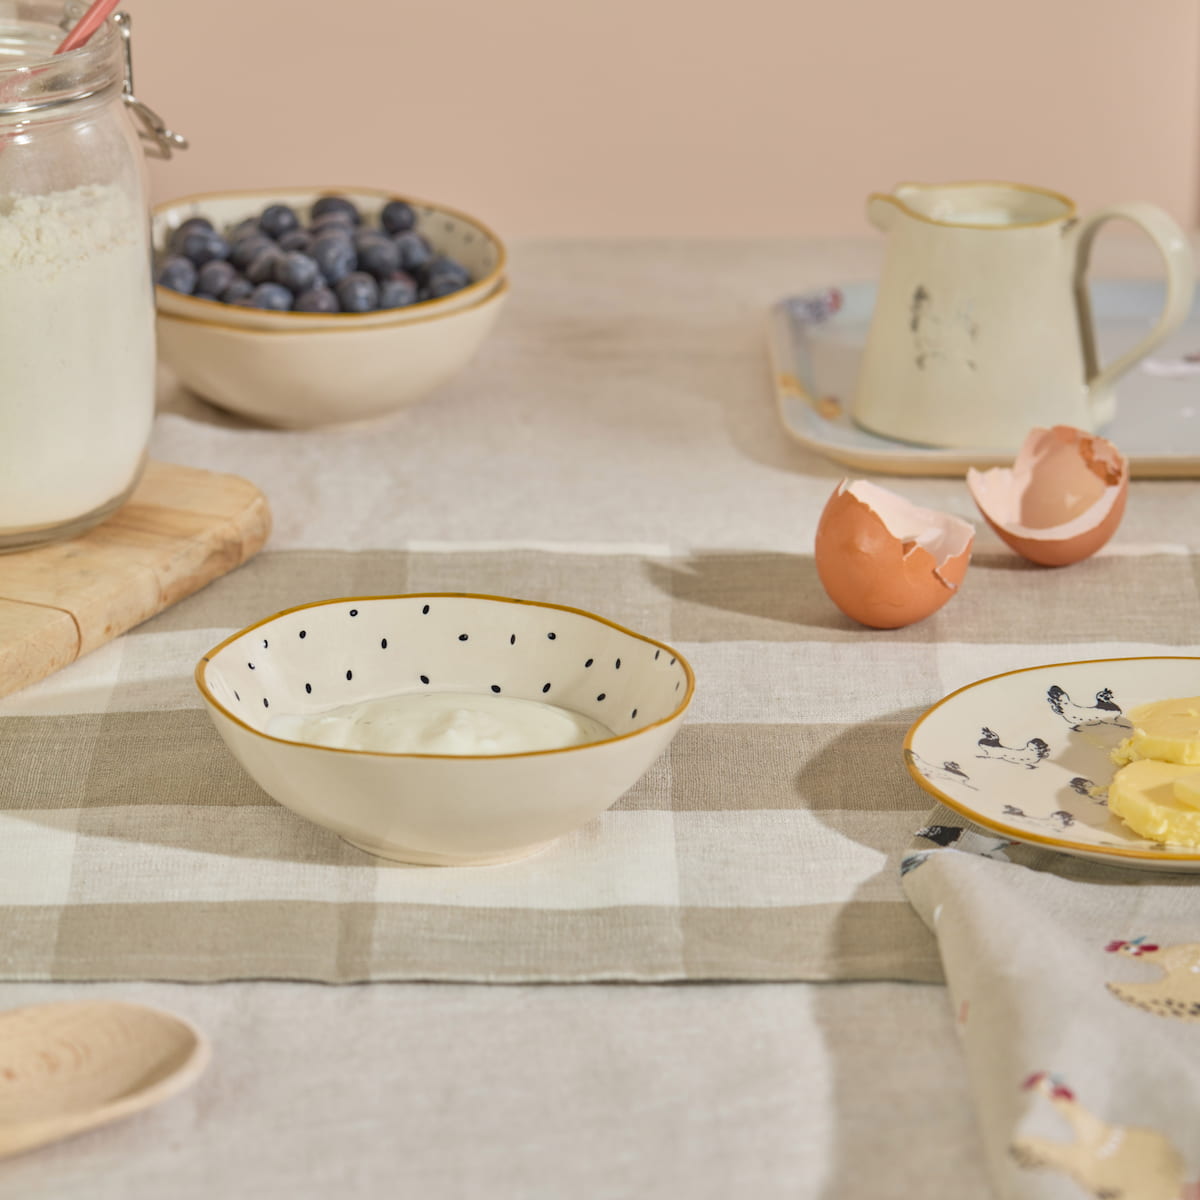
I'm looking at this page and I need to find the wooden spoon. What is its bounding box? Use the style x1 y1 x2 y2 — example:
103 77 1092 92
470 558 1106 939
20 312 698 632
0 1001 209 1159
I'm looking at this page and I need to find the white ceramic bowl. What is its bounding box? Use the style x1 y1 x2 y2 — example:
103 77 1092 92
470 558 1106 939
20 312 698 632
157 278 507 428
195 594 695 866
153 186 507 330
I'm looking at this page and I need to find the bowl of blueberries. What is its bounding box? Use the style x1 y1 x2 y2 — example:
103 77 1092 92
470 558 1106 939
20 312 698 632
152 187 509 426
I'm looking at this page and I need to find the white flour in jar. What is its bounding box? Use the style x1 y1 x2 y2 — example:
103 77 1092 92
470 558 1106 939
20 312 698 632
0 183 154 531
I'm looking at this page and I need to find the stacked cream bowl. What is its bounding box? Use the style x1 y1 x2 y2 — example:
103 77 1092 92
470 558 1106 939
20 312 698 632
152 187 508 428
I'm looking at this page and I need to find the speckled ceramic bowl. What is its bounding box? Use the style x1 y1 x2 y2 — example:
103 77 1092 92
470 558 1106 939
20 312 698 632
195 594 695 866
153 186 506 330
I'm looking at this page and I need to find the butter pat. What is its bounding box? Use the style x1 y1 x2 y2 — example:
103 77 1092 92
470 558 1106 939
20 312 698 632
1111 696 1200 766
1174 772 1200 811
1109 759 1200 847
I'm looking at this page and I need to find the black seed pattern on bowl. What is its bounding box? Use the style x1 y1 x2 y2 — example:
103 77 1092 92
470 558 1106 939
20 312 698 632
214 600 691 743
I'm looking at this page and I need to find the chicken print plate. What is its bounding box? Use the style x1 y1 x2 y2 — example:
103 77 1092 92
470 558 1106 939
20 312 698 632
904 657 1200 871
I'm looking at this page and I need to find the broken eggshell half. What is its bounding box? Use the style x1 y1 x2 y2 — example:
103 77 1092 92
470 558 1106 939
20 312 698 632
814 479 975 629
966 426 1129 567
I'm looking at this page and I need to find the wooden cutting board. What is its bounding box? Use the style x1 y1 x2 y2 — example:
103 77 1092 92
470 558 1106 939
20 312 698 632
0 461 271 699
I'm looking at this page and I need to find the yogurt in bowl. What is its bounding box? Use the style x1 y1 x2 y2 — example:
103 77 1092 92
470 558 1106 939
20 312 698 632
195 593 695 866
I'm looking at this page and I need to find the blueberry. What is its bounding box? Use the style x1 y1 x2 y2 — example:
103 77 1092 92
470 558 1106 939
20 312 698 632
393 230 434 274
353 227 389 253
221 278 255 304
259 204 300 240
278 229 312 253
309 212 355 237
246 248 283 285
311 234 356 285
424 255 470 286
248 282 293 310
380 199 416 234
156 255 197 293
357 237 400 280
168 216 214 255
177 229 229 267
193 292 219 301
335 271 379 313
229 233 275 272
272 251 320 293
425 273 468 299
311 195 361 225
294 286 340 313
378 271 417 309
228 217 260 242
196 259 237 296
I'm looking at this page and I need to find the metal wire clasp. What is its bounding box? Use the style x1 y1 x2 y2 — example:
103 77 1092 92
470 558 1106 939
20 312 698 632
115 11 187 159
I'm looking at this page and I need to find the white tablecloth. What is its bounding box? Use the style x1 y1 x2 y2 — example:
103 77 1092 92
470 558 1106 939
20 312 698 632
4 233 1191 1198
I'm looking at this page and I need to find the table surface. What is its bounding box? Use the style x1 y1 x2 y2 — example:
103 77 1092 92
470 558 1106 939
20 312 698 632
5 234 1194 1200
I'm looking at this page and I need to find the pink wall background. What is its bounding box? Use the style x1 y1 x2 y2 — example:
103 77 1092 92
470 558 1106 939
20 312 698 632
125 0 1200 237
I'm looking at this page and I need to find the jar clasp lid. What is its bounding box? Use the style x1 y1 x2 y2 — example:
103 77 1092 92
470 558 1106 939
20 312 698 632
114 12 187 160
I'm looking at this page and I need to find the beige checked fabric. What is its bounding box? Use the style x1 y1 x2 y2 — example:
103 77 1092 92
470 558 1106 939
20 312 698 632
4 240 1200 985
4 539 1200 984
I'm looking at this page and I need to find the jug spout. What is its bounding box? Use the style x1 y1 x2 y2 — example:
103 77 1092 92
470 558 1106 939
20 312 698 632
866 193 903 233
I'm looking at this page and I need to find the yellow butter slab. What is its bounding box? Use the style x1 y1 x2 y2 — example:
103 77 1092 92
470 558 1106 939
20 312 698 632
1111 696 1200 766
1110 759 1200 846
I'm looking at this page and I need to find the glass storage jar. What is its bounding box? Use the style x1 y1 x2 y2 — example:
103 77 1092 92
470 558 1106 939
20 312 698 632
0 3 175 550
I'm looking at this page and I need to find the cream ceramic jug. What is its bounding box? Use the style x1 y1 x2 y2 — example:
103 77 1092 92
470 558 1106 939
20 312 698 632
852 182 1195 450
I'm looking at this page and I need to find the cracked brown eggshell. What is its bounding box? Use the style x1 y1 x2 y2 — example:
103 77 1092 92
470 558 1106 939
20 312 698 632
814 479 975 629
966 426 1129 567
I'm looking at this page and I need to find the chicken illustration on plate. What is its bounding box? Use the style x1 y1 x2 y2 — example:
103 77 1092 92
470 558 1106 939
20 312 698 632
1046 685 1129 730
905 750 977 790
976 727 1051 768
1069 776 1108 804
1001 804 1075 829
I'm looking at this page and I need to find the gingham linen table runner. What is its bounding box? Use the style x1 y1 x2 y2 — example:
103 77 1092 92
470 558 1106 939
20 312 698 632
4 236 1199 985
4 532 1198 983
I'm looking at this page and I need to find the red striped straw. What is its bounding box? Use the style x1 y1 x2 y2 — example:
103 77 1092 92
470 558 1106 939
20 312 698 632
55 0 121 55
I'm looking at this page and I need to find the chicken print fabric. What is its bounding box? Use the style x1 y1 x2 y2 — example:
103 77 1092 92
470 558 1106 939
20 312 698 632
1106 938 1200 1021
901 814 1200 1200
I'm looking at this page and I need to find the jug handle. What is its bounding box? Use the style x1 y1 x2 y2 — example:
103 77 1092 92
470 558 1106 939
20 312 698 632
1072 203 1195 414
